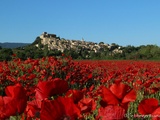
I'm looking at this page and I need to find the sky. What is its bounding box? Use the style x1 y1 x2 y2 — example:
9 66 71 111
0 0 160 46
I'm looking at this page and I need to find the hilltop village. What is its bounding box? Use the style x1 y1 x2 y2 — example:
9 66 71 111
1 32 160 61
36 32 123 54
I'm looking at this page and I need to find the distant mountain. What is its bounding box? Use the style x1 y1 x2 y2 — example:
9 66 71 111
0 42 31 48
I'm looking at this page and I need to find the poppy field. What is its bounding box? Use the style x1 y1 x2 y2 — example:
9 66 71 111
0 56 160 120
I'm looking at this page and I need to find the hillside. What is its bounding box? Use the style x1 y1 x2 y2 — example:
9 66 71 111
0 32 160 61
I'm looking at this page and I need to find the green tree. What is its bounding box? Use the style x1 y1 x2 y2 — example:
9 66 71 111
34 50 44 59
43 45 49 57
17 51 26 60
138 45 153 59
0 48 13 61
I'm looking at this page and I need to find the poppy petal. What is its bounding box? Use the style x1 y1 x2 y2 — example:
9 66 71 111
110 83 130 99
122 89 136 103
101 87 119 105
138 98 159 115
98 105 125 120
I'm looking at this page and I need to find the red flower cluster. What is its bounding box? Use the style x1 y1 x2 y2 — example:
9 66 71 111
0 57 159 119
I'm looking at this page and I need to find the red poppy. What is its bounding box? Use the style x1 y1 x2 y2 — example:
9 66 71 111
78 98 96 113
35 78 69 100
40 97 81 120
88 73 92 79
100 82 136 110
138 98 159 115
66 89 84 103
152 107 160 120
25 100 41 119
97 105 126 120
0 83 27 119
101 87 119 105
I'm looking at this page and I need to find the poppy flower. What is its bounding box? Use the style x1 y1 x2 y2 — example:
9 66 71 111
0 83 27 119
138 98 159 115
97 105 126 120
35 78 69 100
88 73 92 79
66 89 84 103
100 82 136 110
25 99 41 119
152 107 160 120
40 97 81 120
78 98 96 113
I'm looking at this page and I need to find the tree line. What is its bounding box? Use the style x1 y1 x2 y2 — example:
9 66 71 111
0 43 160 61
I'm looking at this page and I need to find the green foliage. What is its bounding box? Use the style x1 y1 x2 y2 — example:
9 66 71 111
0 48 13 61
138 45 160 59
1 42 160 61
63 49 79 59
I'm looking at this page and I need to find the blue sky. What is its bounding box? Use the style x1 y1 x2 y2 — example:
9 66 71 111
0 0 160 46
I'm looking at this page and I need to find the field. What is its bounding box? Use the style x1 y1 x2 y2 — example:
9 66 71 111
0 56 160 120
